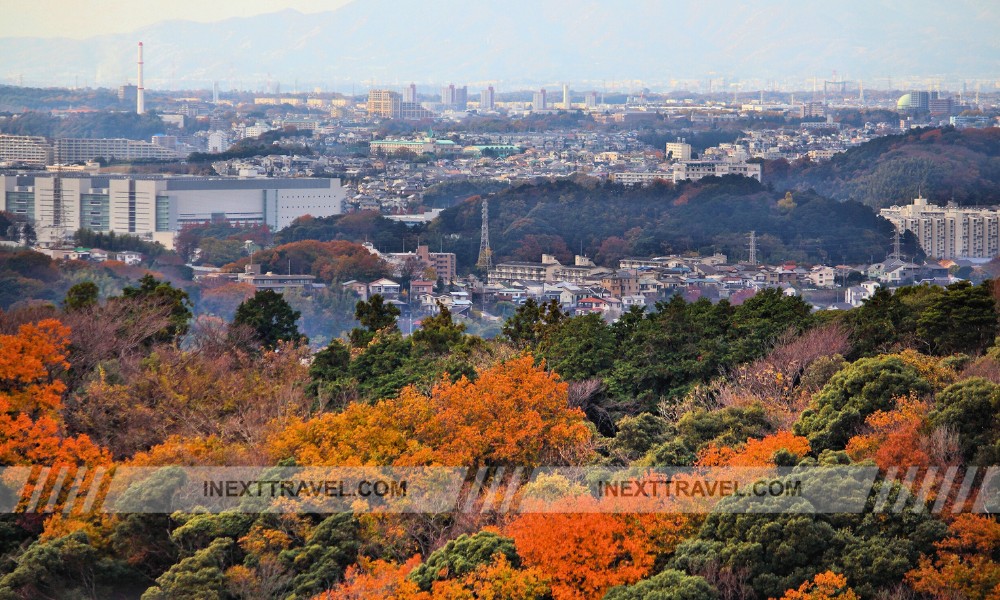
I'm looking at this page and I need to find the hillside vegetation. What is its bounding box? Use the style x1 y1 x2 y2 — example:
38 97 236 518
0 277 997 599
276 176 898 270
770 126 1000 208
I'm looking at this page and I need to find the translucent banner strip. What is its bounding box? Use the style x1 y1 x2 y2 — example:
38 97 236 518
0 466 995 514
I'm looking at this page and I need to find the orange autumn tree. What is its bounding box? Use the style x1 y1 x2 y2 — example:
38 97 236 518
906 514 1000 600
417 355 593 467
779 571 859 600
315 553 550 600
696 431 811 467
0 319 108 467
845 394 964 511
428 554 550 600
315 555 427 600
845 394 945 470
506 490 690 600
270 355 593 468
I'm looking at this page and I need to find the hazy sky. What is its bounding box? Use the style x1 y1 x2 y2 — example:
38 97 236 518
0 0 354 39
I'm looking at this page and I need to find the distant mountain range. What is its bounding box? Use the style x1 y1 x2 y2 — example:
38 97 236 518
2 0 998 91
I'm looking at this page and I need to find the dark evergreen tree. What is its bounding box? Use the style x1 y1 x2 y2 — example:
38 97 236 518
349 294 400 347
63 281 99 312
120 274 192 343
232 289 304 350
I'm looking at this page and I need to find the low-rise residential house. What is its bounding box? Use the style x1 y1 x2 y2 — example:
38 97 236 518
576 297 609 314
410 280 435 298
601 270 640 298
117 251 143 265
237 264 318 292
622 294 648 308
555 283 588 307
368 278 401 299
845 285 873 307
807 266 838 288
876 261 922 284
343 280 369 300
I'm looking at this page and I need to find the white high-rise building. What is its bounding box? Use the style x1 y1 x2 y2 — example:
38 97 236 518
532 89 547 110
480 86 495 110
665 142 692 161
880 196 1000 259
207 132 230 153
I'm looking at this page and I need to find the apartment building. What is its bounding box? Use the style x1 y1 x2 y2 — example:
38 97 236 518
0 135 53 167
367 89 402 118
610 172 673 186
53 138 181 163
664 142 692 161
672 159 762 183
880 196 1000 259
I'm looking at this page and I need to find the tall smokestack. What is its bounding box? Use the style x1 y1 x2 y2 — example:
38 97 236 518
137 42 145 115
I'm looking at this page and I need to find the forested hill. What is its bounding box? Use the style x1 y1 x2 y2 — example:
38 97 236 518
275 177 898 268
0 110 166 140
425 176 896 267
768 126 1000 209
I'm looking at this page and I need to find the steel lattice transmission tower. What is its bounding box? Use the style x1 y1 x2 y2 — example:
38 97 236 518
476 198 493 270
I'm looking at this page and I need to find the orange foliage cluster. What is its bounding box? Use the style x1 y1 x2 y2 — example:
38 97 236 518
845 394 933 469
317 555 425 599
891 349 957 390
907 514 1000 600
318 554 551 600
506 500 689 600
0 320 108 467
779 571 859 600
271 356 593 468
128 434 255 467
696 431 811 468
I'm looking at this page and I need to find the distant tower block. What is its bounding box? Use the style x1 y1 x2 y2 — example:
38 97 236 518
563 83 570 109
476 198 493 270
136 42 145 114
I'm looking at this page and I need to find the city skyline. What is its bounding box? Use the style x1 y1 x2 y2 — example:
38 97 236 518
2 0 999 91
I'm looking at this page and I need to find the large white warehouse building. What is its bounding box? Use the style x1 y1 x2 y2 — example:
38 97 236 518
0 173 344 247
